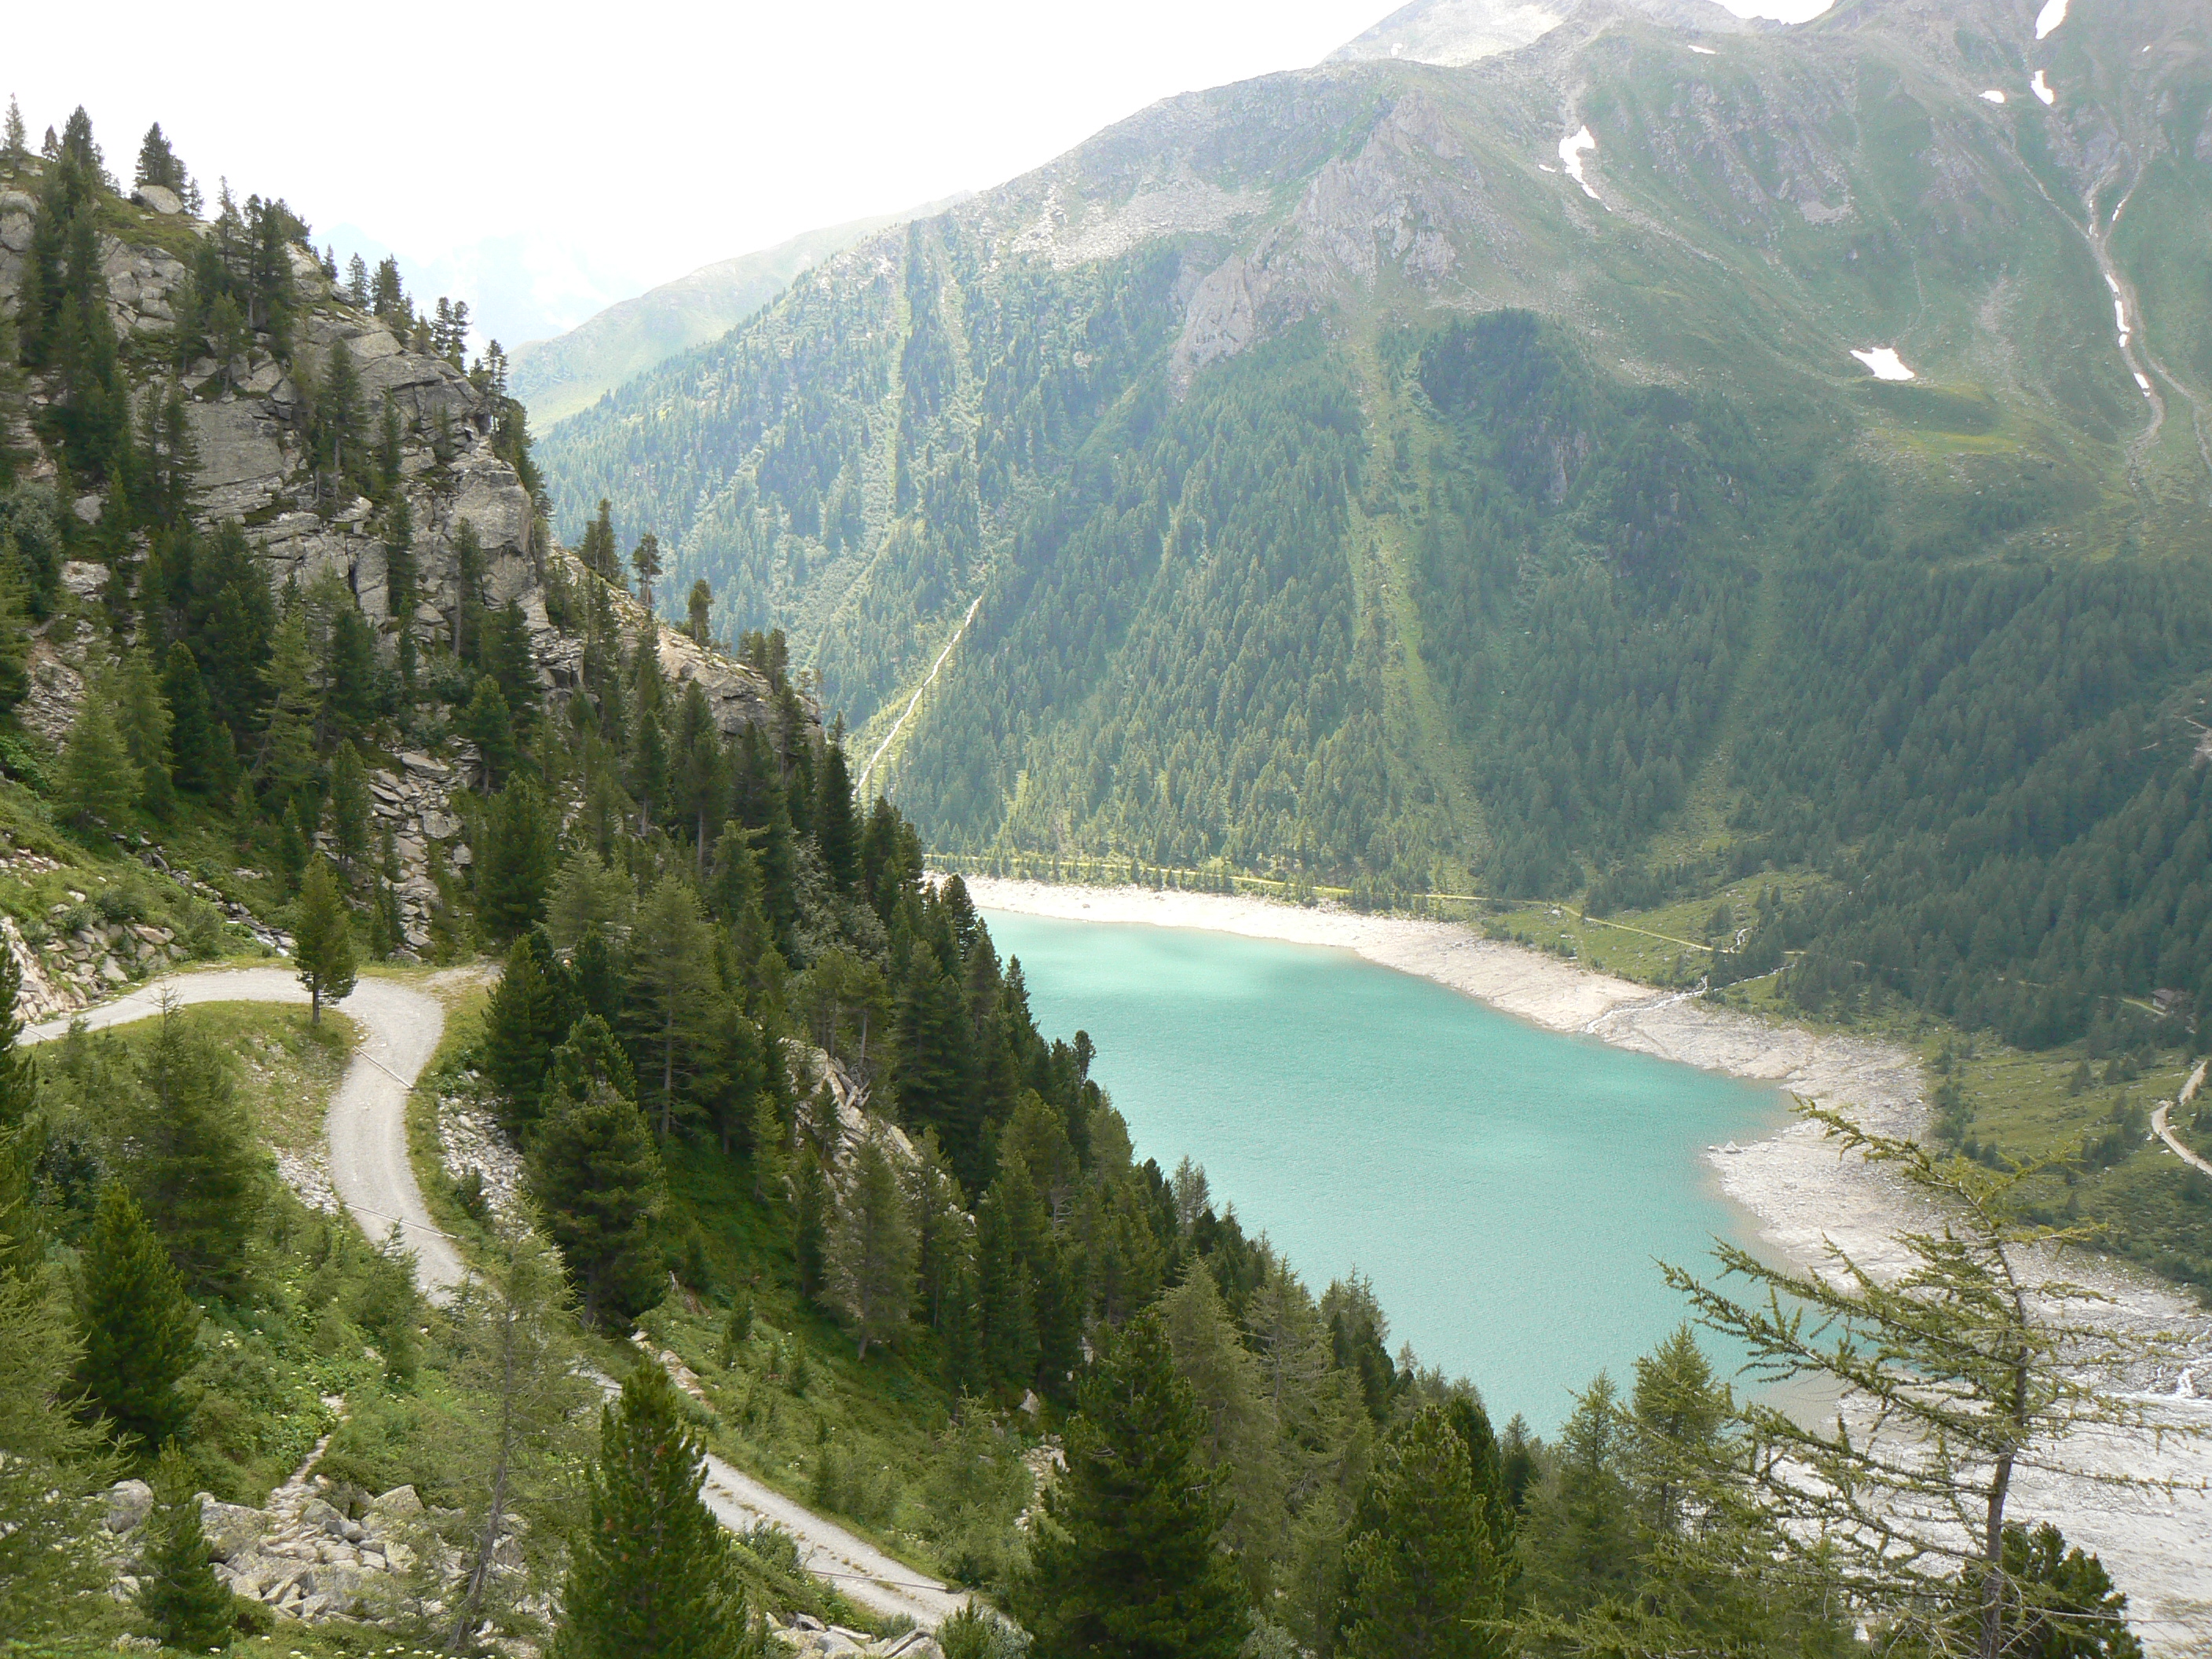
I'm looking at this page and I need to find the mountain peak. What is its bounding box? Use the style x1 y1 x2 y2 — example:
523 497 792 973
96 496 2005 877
1327 0 1763 68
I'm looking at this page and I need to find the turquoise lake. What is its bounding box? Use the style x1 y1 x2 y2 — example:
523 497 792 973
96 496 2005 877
982 909 1786 1432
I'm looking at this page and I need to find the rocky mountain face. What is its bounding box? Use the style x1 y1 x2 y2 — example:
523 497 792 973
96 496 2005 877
0 171 784 972
543 0 2210 888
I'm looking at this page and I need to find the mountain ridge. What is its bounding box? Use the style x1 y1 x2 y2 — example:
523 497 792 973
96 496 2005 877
510 195 969 429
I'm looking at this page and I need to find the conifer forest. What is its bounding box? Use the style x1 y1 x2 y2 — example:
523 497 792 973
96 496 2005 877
3 0 2212 1652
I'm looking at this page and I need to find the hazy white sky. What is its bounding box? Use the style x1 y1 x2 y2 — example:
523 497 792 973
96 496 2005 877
11 0 1828 343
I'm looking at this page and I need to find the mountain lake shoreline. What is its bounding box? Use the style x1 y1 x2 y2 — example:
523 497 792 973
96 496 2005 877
960 875 2212 1651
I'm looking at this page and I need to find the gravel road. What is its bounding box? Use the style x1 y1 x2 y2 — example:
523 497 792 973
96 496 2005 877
25 966 964 1628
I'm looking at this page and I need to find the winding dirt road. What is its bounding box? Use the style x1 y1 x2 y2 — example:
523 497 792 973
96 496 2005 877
2150 1059 2211 1183
24 967 962 1628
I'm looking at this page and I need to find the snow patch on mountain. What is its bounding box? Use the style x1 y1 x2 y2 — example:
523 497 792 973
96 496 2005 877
1558 126 1601 200
1851 346 1914 381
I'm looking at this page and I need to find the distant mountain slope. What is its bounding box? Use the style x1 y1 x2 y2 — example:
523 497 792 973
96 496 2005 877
511 200 964 428
537 0 2212 1043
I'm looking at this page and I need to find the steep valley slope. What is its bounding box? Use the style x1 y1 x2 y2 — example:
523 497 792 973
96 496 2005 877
540 0 2212 1049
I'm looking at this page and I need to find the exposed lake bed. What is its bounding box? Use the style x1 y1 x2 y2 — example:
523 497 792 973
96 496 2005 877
966 877 2212 1651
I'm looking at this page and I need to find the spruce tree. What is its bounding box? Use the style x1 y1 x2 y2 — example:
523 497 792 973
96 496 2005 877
582 497 617 580
529 1078 665 1329
1013 1307 1247 1659
136 1441 234 1651
551 1361 756 1659
58 694 140 830
292 855 357 1022
2 97 24 165
687 577 713 644
76 1185 199 1458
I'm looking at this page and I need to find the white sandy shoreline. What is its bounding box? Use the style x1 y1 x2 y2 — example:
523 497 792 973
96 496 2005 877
961 876 2212 1651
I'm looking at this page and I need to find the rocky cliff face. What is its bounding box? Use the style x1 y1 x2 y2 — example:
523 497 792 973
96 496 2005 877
0 168 793 965
0 178 538 630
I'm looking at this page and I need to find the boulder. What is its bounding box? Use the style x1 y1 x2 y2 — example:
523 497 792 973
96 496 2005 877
104 1479 155 1534
196 1498 269 1563
134 184 183 215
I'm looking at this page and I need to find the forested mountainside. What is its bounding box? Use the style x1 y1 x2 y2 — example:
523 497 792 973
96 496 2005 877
0 91 2173 1659
542 0 2212 1048
510 197 966 430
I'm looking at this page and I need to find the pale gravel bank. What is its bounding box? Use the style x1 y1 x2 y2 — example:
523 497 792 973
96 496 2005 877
964 877 2212 1653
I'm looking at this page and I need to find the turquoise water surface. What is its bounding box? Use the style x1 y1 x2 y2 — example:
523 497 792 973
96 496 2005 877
983 909 1785 1432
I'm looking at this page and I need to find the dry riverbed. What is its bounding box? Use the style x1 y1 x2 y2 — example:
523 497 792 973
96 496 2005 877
963 877 2212 1654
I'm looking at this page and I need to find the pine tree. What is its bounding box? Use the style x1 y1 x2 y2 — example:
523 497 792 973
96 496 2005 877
327 739 372 881
162 641 218 795
1338 1406 1505 1659
1013 1307 1248 1659
815 735 860 892
529 1076 665 1329
0 950 44 1278
629 706 669 831
292 855 357 1022
793 1147 829 1303
322 601 379 737
463 675 518 791
687 577 713 644
2 97 25 165
674 682 726 859
133 123 185 192
137 1440 235 1650
119 1005 262 1296
582 497 618 580
631 532 663 613
628 873 720 1134
827 1130 917 1357
474 781 556 944
314 337 364 495
58 694 140 830
551 1361 756 1659
451 517 487 654
480 933 573 1130
75 1185 199 1458
255 602 317 806
0 1268 112 1635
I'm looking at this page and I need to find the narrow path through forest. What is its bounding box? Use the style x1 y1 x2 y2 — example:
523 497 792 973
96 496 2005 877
24 968 963 1628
